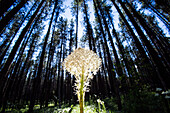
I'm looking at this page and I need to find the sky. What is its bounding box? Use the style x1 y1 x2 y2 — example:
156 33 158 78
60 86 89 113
1 0 169 60
60 0 92 48
60 0 169 40
59 0 121 49
3 0 168 46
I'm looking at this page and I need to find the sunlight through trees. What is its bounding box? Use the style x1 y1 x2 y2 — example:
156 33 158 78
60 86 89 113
0 0 169 112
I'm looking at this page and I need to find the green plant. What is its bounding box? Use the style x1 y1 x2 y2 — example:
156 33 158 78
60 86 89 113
62 48 102 113
122 85 166 113
97 99 106 113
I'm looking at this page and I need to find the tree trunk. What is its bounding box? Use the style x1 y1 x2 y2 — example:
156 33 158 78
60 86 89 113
126 1 170 68
56 45 63 107
96 0 127 92
106 8 138 85
83 0 92 50
93 0 122 110
117 0 170 89
75 0 79 49
111 0 164 88
142 0 170 30
0 31 31 109
69 20 74 54
0 0 15 17
0 1 37 65
0 0 46 88
98 39 110 98
0 0 28 33
28 1 56 112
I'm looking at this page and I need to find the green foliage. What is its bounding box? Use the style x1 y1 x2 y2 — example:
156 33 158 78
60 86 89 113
97 99 106 113
71 104 97 113
3 100 114 113
122 85 166 113
3 91 168 113
103 97 118 111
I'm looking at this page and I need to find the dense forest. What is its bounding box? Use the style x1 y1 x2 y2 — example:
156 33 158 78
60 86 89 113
0 0 170 112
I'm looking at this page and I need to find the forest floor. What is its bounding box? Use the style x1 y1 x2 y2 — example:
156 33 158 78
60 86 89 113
3 88 169 113
4 103 118 113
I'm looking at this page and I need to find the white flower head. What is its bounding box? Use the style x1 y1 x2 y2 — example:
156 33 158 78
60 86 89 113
62 48 102 93
162 91 169 95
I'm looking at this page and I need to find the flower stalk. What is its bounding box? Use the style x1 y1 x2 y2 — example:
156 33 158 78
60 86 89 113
80 67 84 113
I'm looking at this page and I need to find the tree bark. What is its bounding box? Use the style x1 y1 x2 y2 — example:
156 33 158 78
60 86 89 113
111 0 164 88
0 0 28 33
117 0 170 89
126 1 170 68
0 0 15 17
0 0 46 88
75 0 79 49
0 0 38 66
93 0 122 110
96 0 126 92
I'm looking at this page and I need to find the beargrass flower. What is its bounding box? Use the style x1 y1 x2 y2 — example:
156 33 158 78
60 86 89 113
62 48 102 113
97 99 106 113
162 91 169 95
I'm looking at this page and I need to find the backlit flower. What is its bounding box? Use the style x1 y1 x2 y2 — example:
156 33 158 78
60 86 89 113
62 47 102 98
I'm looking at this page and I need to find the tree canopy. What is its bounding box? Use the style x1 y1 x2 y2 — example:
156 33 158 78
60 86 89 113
0 0 169 112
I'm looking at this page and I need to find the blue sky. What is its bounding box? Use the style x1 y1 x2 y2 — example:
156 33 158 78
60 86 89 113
1 0 169 56
60 0 169 40
59 0 120 49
